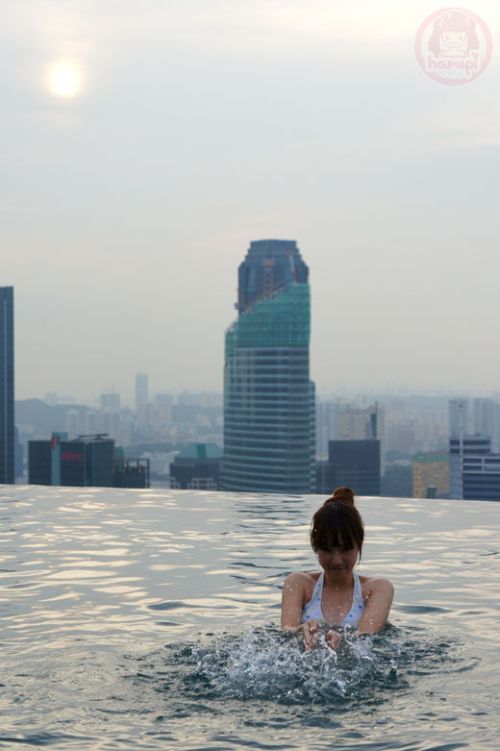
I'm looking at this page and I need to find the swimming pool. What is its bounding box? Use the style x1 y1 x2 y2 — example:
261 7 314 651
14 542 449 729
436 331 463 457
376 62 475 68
0 486 499 750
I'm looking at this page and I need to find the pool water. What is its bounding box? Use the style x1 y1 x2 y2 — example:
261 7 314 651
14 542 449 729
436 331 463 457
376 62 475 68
0 486 499 750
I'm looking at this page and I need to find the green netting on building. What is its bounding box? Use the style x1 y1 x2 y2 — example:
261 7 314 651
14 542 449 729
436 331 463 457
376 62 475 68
225 284 310 356
413 453 449 464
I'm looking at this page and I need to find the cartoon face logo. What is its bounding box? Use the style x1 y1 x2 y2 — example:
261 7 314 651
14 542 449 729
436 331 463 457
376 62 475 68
442 30 467 48
416 7 492 85
428 10 479 58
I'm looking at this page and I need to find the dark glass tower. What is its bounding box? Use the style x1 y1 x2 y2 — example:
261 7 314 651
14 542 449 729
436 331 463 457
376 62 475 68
223 240 315 494
326 440 381 496
0 287 14 485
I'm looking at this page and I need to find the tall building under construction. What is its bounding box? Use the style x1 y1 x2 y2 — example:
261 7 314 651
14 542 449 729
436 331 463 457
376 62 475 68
223 239 315 494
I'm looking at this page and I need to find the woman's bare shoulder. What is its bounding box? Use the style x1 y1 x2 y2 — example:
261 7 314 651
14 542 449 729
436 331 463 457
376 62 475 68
283 570 320 590
359 575 394 596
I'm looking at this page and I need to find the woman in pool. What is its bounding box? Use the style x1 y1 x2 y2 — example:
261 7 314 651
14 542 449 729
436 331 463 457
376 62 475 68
281 487 394 650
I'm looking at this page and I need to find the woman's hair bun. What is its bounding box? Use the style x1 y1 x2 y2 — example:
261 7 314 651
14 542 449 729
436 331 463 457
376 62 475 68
325 487 355 507
312 487 363 553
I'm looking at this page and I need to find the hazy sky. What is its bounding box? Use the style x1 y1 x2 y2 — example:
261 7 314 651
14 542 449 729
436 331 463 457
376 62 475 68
3 0 500 403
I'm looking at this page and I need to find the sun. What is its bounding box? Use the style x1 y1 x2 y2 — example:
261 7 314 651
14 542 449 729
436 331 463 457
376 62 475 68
46 60 83 99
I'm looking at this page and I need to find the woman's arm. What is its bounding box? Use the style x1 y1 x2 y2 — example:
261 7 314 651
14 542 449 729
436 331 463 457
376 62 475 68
281 572 321 650
280 572 307 629
356 578 394 635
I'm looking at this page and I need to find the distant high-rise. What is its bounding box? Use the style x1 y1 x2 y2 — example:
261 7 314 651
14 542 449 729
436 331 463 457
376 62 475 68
316 401 338 460
65 409 81 438
135 373 149 412
223 239 315 494
473 398 500 451
316 401 385 471
449 399 469 438
0 287 14 484
100 392 121 413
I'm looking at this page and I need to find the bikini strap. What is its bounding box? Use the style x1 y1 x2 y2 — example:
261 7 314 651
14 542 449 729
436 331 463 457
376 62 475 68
352 572 364 607
312 571 324 599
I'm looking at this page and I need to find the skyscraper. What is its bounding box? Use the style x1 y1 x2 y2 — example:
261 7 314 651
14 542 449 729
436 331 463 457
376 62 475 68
0 287 14 485
135 373 149 412
223 239 315 494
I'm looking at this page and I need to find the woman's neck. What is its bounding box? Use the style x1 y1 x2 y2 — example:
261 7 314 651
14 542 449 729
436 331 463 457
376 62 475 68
322 570 354 591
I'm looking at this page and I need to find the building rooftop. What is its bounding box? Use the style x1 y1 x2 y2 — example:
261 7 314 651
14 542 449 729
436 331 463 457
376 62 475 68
175 443 223 461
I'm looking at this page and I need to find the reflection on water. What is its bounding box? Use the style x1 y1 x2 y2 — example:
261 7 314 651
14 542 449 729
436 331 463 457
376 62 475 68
0 486 499 750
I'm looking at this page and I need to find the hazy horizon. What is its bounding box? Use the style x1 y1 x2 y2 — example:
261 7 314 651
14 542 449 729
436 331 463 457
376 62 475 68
18 385 500 412
3 1 500 402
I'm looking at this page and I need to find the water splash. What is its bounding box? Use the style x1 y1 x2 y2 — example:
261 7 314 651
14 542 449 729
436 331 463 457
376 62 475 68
128 625 474 713
190 625 404 705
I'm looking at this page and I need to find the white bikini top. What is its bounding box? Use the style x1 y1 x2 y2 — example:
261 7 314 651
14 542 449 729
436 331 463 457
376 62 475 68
300 571 365 628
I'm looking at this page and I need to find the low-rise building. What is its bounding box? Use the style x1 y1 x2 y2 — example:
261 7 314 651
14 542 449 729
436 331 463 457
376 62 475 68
170 443 223 490
412 452 450 499
449 435 491 500
29 433 149 488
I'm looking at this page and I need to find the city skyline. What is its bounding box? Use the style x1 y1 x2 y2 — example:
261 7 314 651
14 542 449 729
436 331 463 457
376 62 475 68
18 382 500 410
3 1 500 400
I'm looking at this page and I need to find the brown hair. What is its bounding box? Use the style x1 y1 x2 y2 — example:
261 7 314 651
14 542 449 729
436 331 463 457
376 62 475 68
310 487 364 553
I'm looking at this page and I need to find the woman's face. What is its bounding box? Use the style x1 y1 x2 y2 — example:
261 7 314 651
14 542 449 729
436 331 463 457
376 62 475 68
315 545 359 575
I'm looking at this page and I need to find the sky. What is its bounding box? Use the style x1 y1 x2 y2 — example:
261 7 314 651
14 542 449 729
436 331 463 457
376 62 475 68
2 0 500 404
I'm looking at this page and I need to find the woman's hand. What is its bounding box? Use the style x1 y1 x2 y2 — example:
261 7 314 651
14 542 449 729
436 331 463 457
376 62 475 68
300 619 320 650
325 629 342 651
301 622 343 651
